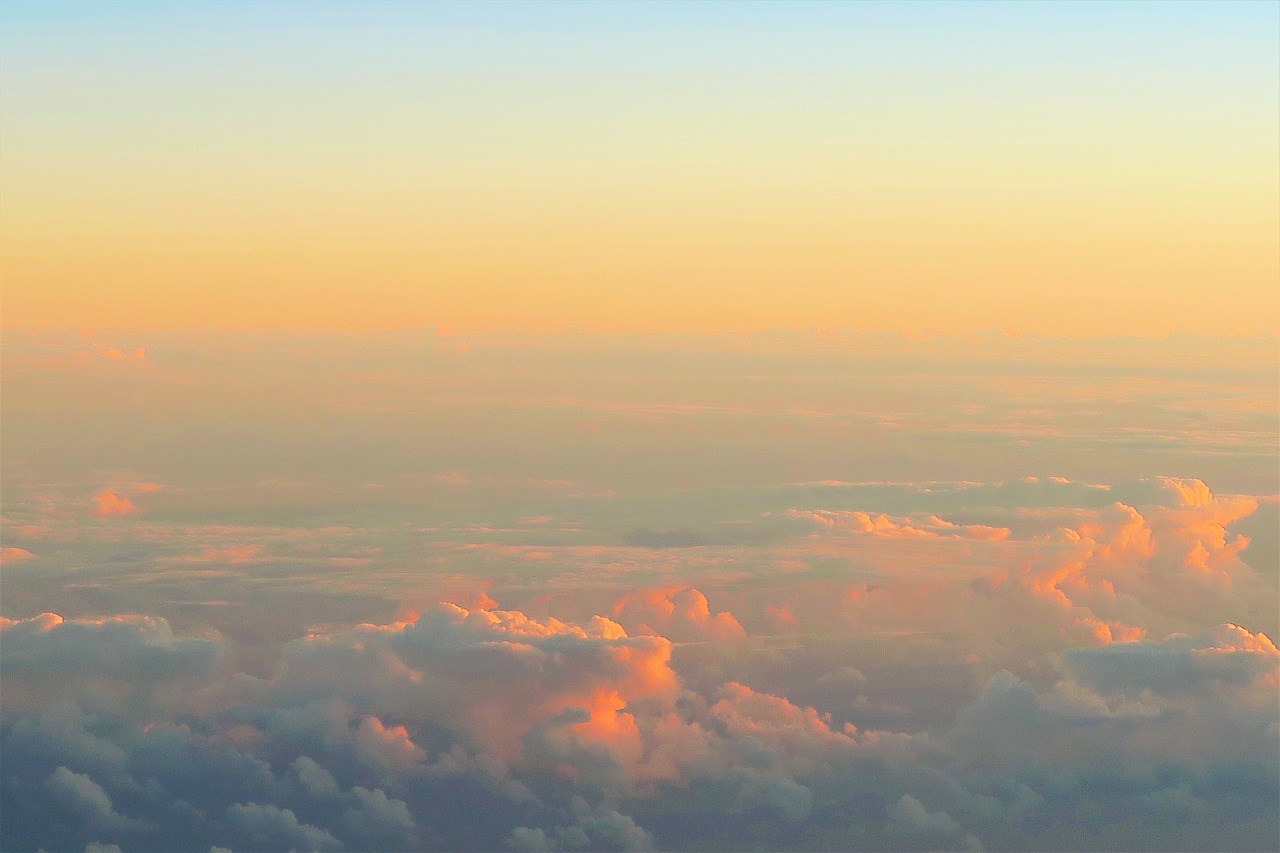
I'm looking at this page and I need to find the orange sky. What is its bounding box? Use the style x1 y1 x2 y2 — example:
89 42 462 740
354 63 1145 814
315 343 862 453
2 1 1277 335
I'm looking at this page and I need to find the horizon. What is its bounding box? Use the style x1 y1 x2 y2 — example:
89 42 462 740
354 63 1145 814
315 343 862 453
2 2 1278 852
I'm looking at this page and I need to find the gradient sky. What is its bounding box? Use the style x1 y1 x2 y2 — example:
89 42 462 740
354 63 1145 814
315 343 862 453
2 5 1280 852
2 0 1277 333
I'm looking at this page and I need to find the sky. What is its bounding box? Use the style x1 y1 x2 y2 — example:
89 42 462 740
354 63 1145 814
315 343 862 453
1 0 1278 334
1 3 1279 853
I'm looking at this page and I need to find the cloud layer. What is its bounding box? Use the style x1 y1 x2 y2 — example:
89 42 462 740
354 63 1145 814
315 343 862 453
2 333 1276 850
3 484 1277 853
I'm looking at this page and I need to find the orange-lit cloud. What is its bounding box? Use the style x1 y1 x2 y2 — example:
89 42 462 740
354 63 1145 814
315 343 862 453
164 545 267 564
354 716 428 769
612 587 746 642
787 509 1011 540
91 489 137 518
94 346 147 361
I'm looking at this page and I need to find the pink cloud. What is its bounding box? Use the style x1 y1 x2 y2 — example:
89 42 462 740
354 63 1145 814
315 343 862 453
91 489 137 518
95 346 147 361
787 509 1011 540
56 340 150 368
164 545 268 564
612 587 746 642
278 603 679 766
0 546 36 564
355 716 427 769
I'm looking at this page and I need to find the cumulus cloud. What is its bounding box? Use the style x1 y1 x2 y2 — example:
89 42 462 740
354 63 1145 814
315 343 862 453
952 625 1278 780
2 329 1276 850
787 509 1010 540
612 587 746 642
339 785 416 845
1063 623 1279 697
225 802 342 852
271 603 679 773
509 798 654 851
91 489 137 518
45 766 146 833
1 602 1276 852
352 716 427 770
887 794 981 851
0 612 224 715
1 475 1276 851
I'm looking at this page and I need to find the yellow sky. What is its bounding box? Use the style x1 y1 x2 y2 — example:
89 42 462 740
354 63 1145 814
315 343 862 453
2 2 1277 335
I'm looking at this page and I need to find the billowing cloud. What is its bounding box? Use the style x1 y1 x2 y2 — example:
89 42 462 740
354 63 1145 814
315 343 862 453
2 603 1273 851
787 509 1010 540
0 612 223 715
224 802 342 852
45 766 146 833
612 587 746 642
1063 622 1279 697
1 330 1276 850
91 489 137 518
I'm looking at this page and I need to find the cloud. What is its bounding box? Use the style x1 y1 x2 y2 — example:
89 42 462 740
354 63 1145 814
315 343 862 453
1 328 1276 850
1 470 1276 851
352 716 427 770
786 509 1010 540
1063 623 1279 696
612 587 746 642
163 545 268 564
509 798 654 851
0 612 223 715
94 346 148 362
1 604 1276 852
224 802 342 852
45 766 144 832
338 785 417 847
91 489 137 518
952 626 1279 778
888 794 981 851
270 603 679 776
